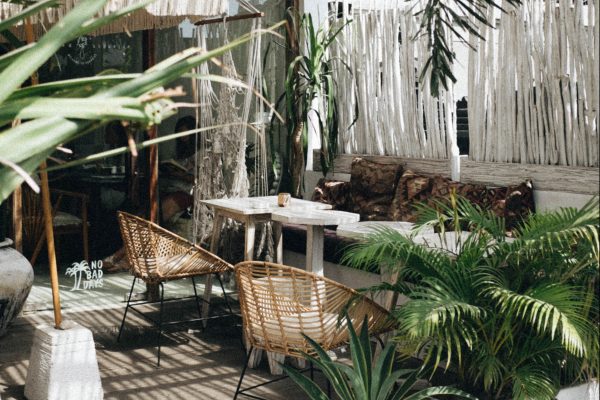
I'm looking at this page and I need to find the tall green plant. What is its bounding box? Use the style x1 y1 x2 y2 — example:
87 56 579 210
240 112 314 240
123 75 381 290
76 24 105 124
285 11 350 197
343 197 599 400
283 315 477 400
0 0 284 203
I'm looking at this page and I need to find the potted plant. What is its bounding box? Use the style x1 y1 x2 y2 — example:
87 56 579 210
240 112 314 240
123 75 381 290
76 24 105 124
284 314 477 400
343 196 599 399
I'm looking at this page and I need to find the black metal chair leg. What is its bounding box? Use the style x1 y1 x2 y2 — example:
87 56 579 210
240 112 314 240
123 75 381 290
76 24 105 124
327 380 332 399
310 361 314 380
191 277 203 321
233 346 254 400
117 277 137 342
156 282 165 367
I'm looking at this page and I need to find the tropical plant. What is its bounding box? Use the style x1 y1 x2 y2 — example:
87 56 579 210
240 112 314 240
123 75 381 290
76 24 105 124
0 0 284 204
343 196 599 400
284 11 351 197
283 314 476 400
414 0 522 96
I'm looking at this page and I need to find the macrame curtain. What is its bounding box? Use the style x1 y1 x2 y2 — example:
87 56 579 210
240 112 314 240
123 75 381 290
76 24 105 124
1 0 228 37
468 0 598 167
330 1 457 160
192 18 269 254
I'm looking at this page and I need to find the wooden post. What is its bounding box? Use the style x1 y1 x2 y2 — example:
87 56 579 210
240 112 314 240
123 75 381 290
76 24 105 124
24 19 62 328
40 164 62 328
143 29 160 302
12 187 22 252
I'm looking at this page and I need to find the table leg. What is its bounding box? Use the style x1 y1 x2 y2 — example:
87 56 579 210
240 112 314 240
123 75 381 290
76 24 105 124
267 352 286 375
306 225 324 276
245 220 256 261
241 217 265 369
272 221 283 264
203 213 224 326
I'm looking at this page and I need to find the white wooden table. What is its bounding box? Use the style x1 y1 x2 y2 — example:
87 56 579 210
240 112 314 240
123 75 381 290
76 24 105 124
270 208 360 276
201 196 332 263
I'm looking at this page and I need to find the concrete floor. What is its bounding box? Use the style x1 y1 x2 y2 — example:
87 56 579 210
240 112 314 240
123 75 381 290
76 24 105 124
0 267 324 400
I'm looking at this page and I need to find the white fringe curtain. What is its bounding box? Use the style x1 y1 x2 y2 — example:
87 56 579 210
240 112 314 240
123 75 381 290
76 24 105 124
1 0 228 37
331 1 457 160
193 19 269 251
468 0 598 167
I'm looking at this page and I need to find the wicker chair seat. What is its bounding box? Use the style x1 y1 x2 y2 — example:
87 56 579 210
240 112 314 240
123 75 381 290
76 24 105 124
236 261 394 358
118 211 231 283
133 252 229 281
250 310 341 348
53 211 83 227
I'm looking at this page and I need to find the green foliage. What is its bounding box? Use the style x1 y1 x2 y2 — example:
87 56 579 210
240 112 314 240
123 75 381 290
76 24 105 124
415 0 522 97
343 197 599 399
0 0 283 203
284 315 477 400
284 10 351 196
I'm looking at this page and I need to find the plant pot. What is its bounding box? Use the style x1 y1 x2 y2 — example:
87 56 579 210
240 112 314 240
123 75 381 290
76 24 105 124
557 380 599 400
0 239 34 337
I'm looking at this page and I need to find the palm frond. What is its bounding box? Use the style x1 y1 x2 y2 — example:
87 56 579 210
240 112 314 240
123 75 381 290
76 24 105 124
511 365 558 400
483 281 592 357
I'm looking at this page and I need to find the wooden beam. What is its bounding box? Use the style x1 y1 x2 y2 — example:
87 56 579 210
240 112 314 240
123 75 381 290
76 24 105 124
461 160 599 194
313 151 599 195
312 151 452 178
194 12 264 26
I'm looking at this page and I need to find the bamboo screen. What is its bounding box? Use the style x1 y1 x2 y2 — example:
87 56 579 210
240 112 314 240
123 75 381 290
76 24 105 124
330 2 458 160
468 0 598 167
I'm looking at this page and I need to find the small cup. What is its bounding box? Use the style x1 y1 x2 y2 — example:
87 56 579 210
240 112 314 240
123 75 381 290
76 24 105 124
277 193 291 207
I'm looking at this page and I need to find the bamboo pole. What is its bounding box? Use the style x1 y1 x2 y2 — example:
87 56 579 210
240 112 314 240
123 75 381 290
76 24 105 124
194 11 263 26
11 187 22 252
143 29 159 302
24 18 62 328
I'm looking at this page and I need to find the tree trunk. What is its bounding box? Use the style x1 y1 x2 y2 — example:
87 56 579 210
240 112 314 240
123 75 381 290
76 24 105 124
290 121 304 198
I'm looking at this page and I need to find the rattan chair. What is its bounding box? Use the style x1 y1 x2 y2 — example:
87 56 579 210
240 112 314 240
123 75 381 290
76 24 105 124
233 261 394 399
116 211 234 366
23 187 89 266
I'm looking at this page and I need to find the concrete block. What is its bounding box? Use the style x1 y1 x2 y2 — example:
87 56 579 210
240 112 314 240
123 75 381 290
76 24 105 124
24 322 103 400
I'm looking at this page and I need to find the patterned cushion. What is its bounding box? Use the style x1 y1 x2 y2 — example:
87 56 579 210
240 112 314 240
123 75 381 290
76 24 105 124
486 180 535 230
350 158 403 196
311 178 351 211
349 158 403 220
351 192 394 221
429 176 488 209
389 170 433 222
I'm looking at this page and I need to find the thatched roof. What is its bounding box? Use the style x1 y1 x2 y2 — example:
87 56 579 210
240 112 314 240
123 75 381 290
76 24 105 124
1 0 228 36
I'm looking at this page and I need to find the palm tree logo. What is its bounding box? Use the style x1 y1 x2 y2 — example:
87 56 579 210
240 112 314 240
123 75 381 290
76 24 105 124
65 260 91 291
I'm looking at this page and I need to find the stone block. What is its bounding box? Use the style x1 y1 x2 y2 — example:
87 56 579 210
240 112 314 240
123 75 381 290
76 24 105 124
24 323 103 400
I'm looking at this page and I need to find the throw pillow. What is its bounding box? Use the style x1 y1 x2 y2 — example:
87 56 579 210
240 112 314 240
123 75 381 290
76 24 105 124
389 169 433 222
350 158 403 196
349 158 404 220
311 178 351 211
